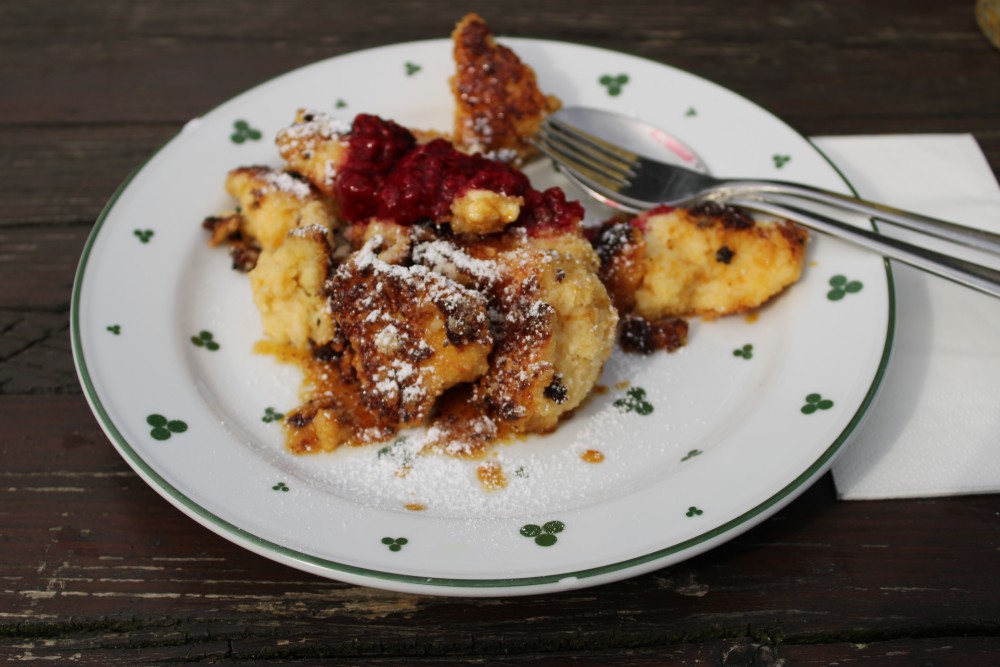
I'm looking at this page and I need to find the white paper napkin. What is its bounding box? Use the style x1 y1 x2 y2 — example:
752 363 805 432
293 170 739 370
809 134 1000 500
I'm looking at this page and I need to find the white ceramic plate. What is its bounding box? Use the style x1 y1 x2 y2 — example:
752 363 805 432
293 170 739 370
71 38 893 596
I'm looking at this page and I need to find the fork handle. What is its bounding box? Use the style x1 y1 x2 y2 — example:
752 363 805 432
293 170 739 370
720 180 1000 255
728 197 1000 299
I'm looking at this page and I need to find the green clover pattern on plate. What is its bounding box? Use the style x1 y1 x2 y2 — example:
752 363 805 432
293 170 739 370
146 414 188 441
230 120 262 144
827 275 864 301
599 73 629 96
521 521 565 547
382 537 409 552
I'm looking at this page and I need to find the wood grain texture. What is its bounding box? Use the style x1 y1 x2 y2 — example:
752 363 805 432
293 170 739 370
2 0 999 662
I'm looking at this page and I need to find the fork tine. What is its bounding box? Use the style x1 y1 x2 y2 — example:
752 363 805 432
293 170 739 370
532 129 632 191
546 118 640 173
532 132 645 213
531 136 624 192
536 125 632 184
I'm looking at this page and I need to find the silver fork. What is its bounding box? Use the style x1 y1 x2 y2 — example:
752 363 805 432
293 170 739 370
532 112 1000 299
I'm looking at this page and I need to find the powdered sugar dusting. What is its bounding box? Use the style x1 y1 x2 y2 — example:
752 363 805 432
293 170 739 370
270 338 701 521
412 239 500 287
350 236 489 308
263 170 313 199
278 109 351 143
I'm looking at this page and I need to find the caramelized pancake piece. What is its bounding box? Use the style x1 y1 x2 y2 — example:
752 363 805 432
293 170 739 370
457 231 617 434
248 226 336 349
412 231 616 440
421 385 500 457
590 218 647 313
276 110 351 197
451 13 561 163
201 212 261 271
286 396 380 454
328 235 494 427
626 203 808 318
202 165 336 273
353 219 423 265
283 339 400 453
223 166 337 252
507 233 617 431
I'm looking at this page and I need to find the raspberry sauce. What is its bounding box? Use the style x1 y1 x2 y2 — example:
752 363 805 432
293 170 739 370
335 114 581 232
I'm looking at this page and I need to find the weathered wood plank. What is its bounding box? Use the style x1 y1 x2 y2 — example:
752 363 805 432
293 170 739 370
0 225 88 311
2 637 998 666
0 125 176 226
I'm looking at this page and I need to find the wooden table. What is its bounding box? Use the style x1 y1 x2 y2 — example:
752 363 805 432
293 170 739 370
4 1 999 663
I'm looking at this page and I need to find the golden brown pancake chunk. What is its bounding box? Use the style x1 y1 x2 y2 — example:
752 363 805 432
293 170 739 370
328 234 494 427
436 230 617 436
506 233 617 432
248 225 336 349
283 378 400 454
590 217 647 314
276 110 351 198
203 166 338 272
607 203 808 319
451 13 561 163
223 166 338 252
